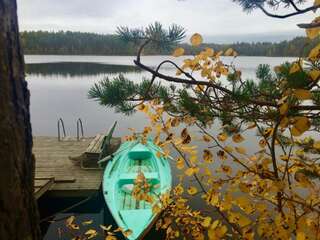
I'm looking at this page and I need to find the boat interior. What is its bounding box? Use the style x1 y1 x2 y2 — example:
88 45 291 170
116 148 161 211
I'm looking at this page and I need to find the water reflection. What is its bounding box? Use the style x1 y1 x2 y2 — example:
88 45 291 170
26 62 141 77
40 188 166 240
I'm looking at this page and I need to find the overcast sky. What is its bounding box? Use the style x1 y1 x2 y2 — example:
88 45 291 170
17 0 313 43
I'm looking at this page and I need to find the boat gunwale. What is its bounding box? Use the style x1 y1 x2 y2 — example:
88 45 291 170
103 140 172 240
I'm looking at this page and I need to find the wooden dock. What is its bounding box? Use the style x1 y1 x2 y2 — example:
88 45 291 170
33 136 121 198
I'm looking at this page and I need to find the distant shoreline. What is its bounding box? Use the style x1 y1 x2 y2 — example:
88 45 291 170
24 54 298 58
21 31 318 58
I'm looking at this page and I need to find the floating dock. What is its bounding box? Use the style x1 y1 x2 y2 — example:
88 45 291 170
33 135 121 198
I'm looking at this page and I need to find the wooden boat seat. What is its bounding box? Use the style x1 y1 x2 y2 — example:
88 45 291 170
119 172 159 181
119 209 153 229
128 144 152 160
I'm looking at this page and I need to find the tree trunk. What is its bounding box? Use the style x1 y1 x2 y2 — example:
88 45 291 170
0 0 40 239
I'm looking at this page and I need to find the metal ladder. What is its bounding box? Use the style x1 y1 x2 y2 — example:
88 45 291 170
57 118 84 141
76 118 84 141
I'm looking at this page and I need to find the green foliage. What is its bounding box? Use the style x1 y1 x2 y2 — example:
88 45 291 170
117 22 186 50
88 74 172 114
279 62 310 88
232 0 265 12
256 64 280 98
88 62 292 125
88 75 137 114
20 31 136 55
233 0 307 12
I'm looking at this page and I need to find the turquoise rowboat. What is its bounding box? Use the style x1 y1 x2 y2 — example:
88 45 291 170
102 139 172 240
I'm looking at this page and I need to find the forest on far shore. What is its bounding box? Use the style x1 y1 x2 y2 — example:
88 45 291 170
21 30 319 57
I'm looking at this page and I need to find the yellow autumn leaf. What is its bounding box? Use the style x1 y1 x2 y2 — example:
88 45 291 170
235 146 247 155
259 139 267 148
255 203 267 213
204 47 214 57
289 62 300 74
217 150 227 160
306 16 320 39
106 236 117 240
187 186 198 195
295 172 312 187
308 44 320 60
292 116 311 136
232 50 238 57
85 229 98 239
224 146 233 153
69 223 79 230
174 184 184 195
182 135 191 144
208 224 227 240
232 133 244 143
185 167 195 176
224 48 234 56
263 128 273 138
181 128 191 143
176 157 185 170
172 47 185 57
152 204 161 214
82 220 93 225
195 84 205 92
309 69 320 81
246 122 256 129
211 220 220 230
228 212 251 227
217 132 228 142
280 155 289 161
280 117 289 128
234 196 254 214
291 127 302 137
221 165 232 175
220 67 229 75
123 229 133 237
203 149 214 163
314 141 320 150
293 89 312 100
279 103 289 115
137 103 146 111
274 65 282 73
156 151 162 158
296 231 306 240
203 135 211 142
239 182 251 193
66 215 75 226
190 33 203 47
100 224 112 231
306 27 320 40
202 217 212 228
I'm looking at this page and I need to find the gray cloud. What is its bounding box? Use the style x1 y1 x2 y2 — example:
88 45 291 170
17 0 312 42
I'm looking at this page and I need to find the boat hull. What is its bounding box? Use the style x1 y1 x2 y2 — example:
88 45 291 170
102 140 172 240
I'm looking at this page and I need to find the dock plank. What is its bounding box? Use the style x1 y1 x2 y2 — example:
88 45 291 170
34 177 55 199
33 136 104 197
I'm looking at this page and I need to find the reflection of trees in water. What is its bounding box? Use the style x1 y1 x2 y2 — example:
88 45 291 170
25 62 141 77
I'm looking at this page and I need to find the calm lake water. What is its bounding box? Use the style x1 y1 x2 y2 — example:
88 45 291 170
25 55 295 239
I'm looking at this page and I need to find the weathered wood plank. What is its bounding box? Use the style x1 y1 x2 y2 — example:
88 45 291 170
33 136 103 194
85 134 101 153
34 177 55 199
93 135 105 153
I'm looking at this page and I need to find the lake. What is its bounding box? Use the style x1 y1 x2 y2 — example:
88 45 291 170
25 55 296 239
